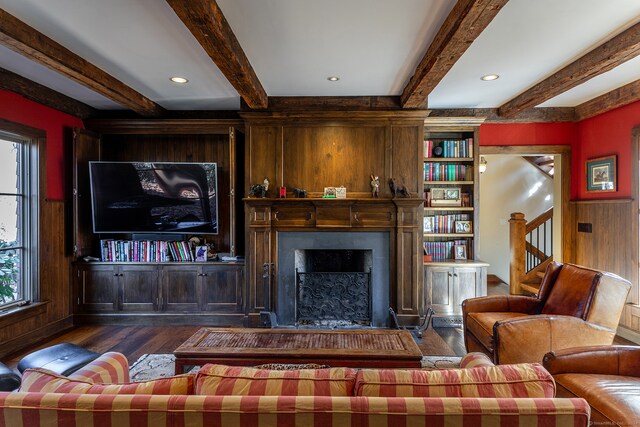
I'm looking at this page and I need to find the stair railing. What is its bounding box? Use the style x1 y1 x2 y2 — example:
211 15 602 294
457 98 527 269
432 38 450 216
509 208 553 294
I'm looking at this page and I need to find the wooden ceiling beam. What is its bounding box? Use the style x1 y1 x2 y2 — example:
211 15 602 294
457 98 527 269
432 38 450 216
0 67 95 118
166 0 268 109
428 107 576 123
0 8 164 117
400 0 508 109
499 21 640 117
575 78 640 120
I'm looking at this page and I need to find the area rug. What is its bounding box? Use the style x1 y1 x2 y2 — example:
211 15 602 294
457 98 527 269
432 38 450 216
129 353 462 382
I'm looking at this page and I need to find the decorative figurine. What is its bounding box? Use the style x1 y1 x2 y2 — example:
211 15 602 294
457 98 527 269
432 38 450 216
388 178 411 198
279 186 287 198
370 174 380 198
249 183 267 198
293 188 307 198
263 177 270 192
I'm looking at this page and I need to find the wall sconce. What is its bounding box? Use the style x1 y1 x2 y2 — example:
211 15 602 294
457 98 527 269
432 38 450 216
479 156 487 174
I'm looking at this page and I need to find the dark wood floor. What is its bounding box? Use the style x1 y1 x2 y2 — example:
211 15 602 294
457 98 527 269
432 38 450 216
2 283 636 369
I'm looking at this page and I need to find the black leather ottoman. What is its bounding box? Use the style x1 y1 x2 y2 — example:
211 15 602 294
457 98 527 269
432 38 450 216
0 362 20 391
17 343 100 377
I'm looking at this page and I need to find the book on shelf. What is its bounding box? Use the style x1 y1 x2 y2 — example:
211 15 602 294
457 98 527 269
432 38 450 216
423 138 473 159
423 213 472 233
423 240 471 261
100 239 196 263
423 163 472 181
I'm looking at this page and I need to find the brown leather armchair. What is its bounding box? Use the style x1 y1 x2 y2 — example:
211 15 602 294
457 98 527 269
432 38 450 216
543 345 640 426
462 262 631 364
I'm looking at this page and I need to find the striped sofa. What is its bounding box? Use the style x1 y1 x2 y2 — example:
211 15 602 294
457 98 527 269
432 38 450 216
0 351 590 426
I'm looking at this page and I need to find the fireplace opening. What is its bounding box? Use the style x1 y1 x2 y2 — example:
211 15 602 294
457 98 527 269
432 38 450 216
295 249 372 326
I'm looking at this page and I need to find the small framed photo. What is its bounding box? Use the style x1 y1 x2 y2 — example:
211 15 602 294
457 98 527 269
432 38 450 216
423 216 434 233
195 245 208 262
335 186 347 198
323 187 337 197
454 244 467 260
455 220 472 233
586 155 616 192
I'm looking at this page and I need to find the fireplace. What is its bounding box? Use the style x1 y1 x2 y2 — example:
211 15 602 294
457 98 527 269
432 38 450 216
295 249 372 325
277 232 389 327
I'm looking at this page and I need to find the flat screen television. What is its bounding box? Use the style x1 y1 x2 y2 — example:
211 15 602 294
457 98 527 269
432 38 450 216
89 161 218 234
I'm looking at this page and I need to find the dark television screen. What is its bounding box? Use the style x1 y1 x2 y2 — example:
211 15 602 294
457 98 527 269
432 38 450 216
89 161 218 234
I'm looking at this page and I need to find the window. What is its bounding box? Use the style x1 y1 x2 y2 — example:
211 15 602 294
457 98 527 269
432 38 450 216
0 132 38 310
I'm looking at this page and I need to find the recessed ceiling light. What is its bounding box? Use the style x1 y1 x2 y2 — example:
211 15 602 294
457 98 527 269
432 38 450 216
327 76 340 82
170 76 189 84
480 74 499 81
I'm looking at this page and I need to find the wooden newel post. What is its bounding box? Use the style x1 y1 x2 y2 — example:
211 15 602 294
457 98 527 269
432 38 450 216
509 212 526 295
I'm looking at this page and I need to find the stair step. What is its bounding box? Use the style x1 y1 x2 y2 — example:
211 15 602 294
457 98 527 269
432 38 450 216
520 282 541 296
536 271 545 279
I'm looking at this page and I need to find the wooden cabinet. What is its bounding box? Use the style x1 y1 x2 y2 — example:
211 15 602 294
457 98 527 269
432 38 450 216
424 261 488 318
201 264 244 313
73 263 245 323
75 264 118 312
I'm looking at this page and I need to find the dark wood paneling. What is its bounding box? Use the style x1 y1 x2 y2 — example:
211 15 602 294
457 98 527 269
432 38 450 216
571 199 633 283
247 126 279 191
101 133 231 252
282 126 387 195
72 128 101 258
391 126 422 194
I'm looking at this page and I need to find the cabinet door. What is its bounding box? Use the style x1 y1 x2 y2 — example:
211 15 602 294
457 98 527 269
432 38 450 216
453 266 487 315
161 266 200 312
425 266 455 315
119 265 158 312
201 265 244 313
75 265 117 312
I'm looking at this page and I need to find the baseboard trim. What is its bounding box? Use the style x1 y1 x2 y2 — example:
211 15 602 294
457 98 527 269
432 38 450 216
616 325 640 345
0 315 74 359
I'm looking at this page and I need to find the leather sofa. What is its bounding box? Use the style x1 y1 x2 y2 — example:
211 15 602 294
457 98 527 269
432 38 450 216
462 262 631 364
0 351 590 426
543 345 640 427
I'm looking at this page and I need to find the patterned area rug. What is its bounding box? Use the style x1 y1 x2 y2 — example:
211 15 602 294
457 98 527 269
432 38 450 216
129 353 462 382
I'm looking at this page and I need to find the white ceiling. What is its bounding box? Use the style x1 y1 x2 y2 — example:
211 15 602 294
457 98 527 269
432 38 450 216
0 0 639 112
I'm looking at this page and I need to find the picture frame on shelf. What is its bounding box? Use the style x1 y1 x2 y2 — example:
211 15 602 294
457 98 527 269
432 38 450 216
455 220 472 234
454 244 467 260
430 187 462 206
586 155 616 192
423 216 434 233
195 245 208 262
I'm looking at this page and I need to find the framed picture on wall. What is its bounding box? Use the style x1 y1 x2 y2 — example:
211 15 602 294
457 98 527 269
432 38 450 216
586 155 616 192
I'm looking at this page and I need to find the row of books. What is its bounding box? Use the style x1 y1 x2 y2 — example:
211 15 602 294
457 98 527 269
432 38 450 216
423 191 472 207
423 214 472 234
423 240 470 261
424 163 472 181
99 240 194 263
424 138 473 158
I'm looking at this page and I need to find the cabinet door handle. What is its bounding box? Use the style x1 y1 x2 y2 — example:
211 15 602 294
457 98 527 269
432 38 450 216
202 273 208 277
453 273 458 277
448 273 453 277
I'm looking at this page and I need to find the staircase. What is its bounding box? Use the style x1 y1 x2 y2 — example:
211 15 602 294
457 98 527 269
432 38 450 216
509 208 553 295
523 155 554 178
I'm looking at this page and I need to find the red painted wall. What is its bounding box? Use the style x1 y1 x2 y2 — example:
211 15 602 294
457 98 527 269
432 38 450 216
575 100 640 200
0 91 84 200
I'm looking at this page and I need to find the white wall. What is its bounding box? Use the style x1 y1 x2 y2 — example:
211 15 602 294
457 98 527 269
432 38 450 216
479 155 554 284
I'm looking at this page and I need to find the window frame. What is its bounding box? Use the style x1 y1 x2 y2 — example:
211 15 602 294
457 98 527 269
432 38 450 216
0 121 41 312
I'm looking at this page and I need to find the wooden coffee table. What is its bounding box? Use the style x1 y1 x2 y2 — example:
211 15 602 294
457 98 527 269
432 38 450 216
173 328 423 373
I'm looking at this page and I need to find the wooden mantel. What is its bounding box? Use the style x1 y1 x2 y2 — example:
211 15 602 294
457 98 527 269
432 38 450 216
244 197 424 327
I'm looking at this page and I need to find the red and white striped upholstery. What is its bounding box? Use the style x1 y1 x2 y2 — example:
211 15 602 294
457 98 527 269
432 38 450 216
67 352 129 384
355 363 556 398
0 393 590 427
196 364 356 396
19 368 194 395
460 351 495 369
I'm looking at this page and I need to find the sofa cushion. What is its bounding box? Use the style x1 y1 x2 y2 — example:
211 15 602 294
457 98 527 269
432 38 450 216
19 368 193 395
355 363 555 398
554 373 640 426
460 352 494 369
466 312 529 350
195 364 356 396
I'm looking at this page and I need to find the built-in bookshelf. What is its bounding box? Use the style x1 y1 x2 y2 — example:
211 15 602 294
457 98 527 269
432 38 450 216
422 131 478 261
100 239 195 263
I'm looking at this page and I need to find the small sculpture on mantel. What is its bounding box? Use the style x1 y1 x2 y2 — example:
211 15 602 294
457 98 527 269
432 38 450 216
370 174 380 198
249 176 271 198
388 178 411 198
293 187 307 198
